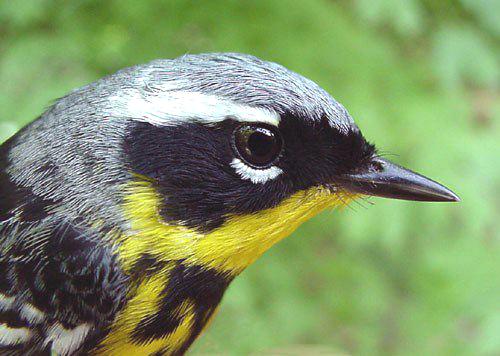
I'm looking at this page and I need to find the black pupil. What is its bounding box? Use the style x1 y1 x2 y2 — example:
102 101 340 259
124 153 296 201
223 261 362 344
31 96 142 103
235 125 282 167
248 129 274 157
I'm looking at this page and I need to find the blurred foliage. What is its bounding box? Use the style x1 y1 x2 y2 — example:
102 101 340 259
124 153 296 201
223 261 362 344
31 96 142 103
0 0 499 355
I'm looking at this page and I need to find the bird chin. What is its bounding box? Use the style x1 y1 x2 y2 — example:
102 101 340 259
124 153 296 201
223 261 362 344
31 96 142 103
119 179 358 275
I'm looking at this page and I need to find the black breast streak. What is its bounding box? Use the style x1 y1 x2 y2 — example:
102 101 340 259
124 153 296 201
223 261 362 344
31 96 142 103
131 262 232 354
130 253 170 280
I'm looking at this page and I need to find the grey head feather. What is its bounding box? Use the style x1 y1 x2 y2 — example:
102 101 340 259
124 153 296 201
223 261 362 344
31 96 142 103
3 52 357 231
121 53 355 131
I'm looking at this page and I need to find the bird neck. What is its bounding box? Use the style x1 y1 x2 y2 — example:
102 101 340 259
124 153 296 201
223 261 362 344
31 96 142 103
98 179 353 354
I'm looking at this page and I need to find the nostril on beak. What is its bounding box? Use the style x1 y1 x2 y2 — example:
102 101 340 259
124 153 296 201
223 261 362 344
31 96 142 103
369 159 384 173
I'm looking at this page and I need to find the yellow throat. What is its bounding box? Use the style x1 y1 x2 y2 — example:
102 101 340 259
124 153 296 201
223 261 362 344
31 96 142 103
118 178 355 275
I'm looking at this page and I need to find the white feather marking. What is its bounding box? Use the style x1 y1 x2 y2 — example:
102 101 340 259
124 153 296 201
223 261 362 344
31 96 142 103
109 90 280 127
19 303 45 324
0 294 15 311
230 158 283 184
45 323 92 356
0 324 32 345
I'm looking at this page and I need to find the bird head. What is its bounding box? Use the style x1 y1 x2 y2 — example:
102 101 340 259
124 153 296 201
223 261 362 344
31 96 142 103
94 53 457 274
5 53 459 275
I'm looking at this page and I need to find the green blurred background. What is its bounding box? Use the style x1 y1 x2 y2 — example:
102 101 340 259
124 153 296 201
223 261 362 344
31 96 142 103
0 1 498 355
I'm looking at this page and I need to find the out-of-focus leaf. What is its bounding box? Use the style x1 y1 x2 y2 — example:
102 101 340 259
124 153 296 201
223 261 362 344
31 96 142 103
354 0 425 36
460 0 500 36
432 26 499 90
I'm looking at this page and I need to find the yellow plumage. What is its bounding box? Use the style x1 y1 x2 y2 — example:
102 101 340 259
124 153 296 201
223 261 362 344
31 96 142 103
119 179 354 274
98 179 354 354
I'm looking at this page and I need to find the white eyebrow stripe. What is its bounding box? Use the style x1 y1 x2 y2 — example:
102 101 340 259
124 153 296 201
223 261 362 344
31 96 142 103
231 158 283 184
109 90 280 127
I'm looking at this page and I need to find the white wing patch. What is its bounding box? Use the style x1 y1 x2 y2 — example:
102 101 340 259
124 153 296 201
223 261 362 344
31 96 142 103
109 90 280 127
45 323 92 356
19 303 45 324
0 295 90 353
0 294 15 311
0 324 32 346
0 295 35 347
231 158 283 184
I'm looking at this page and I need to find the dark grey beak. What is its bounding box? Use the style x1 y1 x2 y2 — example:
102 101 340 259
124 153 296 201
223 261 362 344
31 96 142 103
337 158 460 202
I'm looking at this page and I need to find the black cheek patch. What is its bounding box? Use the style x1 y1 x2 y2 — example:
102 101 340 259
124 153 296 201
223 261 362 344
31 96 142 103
122 121 294 232
122 116 375 233
278 114 376 185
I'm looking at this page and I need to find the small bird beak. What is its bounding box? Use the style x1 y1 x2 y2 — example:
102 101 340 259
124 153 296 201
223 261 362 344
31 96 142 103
337 158 460 202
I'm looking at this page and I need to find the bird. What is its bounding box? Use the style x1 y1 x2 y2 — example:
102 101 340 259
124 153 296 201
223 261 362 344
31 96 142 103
0 53 459 355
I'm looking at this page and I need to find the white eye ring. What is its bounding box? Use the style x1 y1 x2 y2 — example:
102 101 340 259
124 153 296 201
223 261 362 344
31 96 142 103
230 158 283 184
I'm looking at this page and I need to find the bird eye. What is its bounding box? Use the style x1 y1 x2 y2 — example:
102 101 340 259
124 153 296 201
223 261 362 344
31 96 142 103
232 124 283 168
